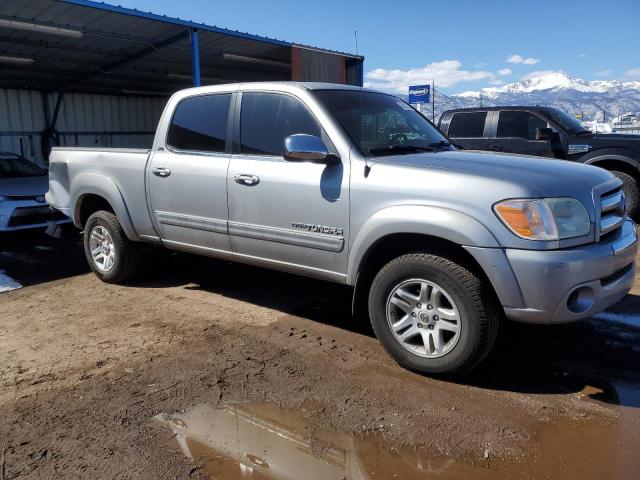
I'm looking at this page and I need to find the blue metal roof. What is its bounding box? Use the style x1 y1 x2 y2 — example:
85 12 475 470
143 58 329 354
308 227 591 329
61 0 363 59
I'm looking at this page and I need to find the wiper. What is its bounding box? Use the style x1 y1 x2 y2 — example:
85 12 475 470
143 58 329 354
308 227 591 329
428 140 452 148
368 145 435 156
575 130 592 136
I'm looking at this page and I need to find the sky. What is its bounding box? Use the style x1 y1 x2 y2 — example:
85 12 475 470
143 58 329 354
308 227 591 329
117 0 640 95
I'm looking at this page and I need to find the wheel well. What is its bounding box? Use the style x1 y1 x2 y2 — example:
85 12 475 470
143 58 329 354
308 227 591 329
590 159 640 182
76 194 114 228
352 233 499 319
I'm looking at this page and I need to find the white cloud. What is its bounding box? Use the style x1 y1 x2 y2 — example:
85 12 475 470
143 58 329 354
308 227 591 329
364 60 494 93
488 79 505 86
506 54 540 65
520 70 561 80
497 68 512 76
578 53 587 59
594 69 613 78
625 68 640 79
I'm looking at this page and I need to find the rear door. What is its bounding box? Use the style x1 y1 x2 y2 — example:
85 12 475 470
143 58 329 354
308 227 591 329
227 91 349 280
445 111 492 150
493 110 554 157
147 93 233 252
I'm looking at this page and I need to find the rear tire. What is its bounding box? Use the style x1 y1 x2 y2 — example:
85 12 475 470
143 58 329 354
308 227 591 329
611 171 639 219
83 210 141 284
368 253 500 376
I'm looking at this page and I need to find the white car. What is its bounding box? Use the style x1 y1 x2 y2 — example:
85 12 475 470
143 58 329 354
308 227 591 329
0 152 70 232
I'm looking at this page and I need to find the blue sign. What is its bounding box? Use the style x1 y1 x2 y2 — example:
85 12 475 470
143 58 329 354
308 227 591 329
408 84 431 104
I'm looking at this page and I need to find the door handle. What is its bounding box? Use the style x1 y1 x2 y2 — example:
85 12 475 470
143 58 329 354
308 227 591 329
152 167 171 178
234 174 260 186
490 145 502 151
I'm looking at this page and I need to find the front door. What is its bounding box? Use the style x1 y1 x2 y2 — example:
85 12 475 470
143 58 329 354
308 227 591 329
148 93 233 252
493 110 554 157
227 91 349 280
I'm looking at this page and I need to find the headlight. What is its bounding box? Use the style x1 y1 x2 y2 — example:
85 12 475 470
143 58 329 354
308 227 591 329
494 198 591 241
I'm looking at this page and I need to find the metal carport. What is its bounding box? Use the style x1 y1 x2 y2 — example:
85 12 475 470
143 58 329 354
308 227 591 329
0 0 364 166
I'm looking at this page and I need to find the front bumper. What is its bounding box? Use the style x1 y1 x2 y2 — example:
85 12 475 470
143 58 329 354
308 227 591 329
502 220 637 324
0 199 71 232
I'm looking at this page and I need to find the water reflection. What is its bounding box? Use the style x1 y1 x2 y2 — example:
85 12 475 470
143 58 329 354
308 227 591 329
155 402 488 479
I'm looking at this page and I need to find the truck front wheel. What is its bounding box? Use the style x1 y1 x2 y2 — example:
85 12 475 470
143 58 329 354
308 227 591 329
611 171 639 219
83 210 141 284
368 253 500 376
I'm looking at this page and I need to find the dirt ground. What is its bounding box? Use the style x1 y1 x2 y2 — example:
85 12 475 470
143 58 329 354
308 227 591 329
1 228 639 479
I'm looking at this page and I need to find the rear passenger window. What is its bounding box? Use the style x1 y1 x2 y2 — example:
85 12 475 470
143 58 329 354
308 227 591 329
240 92 321 156
497 111 547 140
167 94 231 152
448 112 487 138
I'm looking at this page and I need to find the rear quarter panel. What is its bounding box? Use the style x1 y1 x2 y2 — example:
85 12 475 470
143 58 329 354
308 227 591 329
48 147 155 239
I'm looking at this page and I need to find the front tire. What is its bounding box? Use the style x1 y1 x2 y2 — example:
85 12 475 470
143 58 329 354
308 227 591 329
83 210 141 284
611 171 639 220
368 253 499 376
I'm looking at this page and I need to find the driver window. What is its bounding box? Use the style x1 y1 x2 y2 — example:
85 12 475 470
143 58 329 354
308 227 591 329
497 111 548 140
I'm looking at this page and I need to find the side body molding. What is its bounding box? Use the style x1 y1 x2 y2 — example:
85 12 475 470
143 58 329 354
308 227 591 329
346 205 501 285
71 172 139 241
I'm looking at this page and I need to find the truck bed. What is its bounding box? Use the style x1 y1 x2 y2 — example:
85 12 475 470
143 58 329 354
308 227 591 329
46 147 157 239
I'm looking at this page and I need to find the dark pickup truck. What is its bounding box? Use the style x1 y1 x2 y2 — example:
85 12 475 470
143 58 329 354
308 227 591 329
438 106 640 217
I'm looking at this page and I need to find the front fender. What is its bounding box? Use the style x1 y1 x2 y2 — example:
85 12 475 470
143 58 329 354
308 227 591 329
346 205 500 284
70 172 139 241
579 148 640 172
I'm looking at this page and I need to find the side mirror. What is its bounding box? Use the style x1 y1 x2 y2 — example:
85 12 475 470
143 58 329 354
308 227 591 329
284 134 336 164
536 127 556 141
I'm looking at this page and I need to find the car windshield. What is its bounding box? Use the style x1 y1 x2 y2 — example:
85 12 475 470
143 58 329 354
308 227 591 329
313 90 452 157
0 156 46 178
543 108 590 135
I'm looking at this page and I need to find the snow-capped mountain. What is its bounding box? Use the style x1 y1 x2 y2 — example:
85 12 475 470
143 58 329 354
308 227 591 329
448 72 640 122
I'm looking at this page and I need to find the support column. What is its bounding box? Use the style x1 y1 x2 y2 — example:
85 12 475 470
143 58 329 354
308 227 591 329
191 28 201 87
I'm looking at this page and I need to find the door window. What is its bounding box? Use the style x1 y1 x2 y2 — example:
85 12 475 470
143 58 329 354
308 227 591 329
448 112 487 138
240 92 321 156
497 111 547 140
167 94 231 152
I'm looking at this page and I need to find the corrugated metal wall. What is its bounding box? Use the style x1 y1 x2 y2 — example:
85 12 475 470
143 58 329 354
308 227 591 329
291 47 347 84
0 89 167 167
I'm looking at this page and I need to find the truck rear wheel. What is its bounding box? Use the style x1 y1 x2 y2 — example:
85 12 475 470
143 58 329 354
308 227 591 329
83 210 141 284
368 253 499 376
611 171 639 219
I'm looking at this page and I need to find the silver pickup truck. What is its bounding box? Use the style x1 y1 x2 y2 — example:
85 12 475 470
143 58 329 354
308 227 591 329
47 82 638 375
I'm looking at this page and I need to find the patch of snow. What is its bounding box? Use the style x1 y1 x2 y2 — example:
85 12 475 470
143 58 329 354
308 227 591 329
0 270 22 293
594 311 640 329
580 121 613 133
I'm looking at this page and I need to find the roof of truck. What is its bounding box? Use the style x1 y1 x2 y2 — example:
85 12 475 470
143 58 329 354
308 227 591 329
443 106 559 114
175 82 381 96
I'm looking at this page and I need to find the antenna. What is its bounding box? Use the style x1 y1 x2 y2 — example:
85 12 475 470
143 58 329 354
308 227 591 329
354 30 359 57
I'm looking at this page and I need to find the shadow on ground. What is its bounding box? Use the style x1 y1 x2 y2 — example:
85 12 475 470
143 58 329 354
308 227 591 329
0 226 87 286
3 234 639 407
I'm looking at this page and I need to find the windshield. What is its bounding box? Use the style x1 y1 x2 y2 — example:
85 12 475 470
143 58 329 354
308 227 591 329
0 156 46 178
543 108 590 135
313 90 452 157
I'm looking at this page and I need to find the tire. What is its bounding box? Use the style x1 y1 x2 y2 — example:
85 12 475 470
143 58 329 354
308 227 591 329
83 210 141 284
611 171 639 220
368 253 500 376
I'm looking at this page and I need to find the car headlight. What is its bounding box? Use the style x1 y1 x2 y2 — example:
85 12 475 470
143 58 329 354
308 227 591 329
494 198 591 240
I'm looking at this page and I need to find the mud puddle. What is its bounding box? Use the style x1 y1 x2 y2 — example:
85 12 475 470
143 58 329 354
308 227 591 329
156 383 640 480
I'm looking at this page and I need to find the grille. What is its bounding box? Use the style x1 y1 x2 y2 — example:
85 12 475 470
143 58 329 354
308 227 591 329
601 263 634 287
599 186 626 241
8 206 66 227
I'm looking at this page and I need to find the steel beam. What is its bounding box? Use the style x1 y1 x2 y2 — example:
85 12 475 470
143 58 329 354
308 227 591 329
191 28 201 87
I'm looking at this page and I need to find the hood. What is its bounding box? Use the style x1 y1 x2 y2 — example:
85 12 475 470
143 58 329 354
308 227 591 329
592 133 640 141
0 175 48 197
375 150 614 199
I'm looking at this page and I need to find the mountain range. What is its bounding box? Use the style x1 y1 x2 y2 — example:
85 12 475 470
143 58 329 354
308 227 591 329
414 72 640 123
